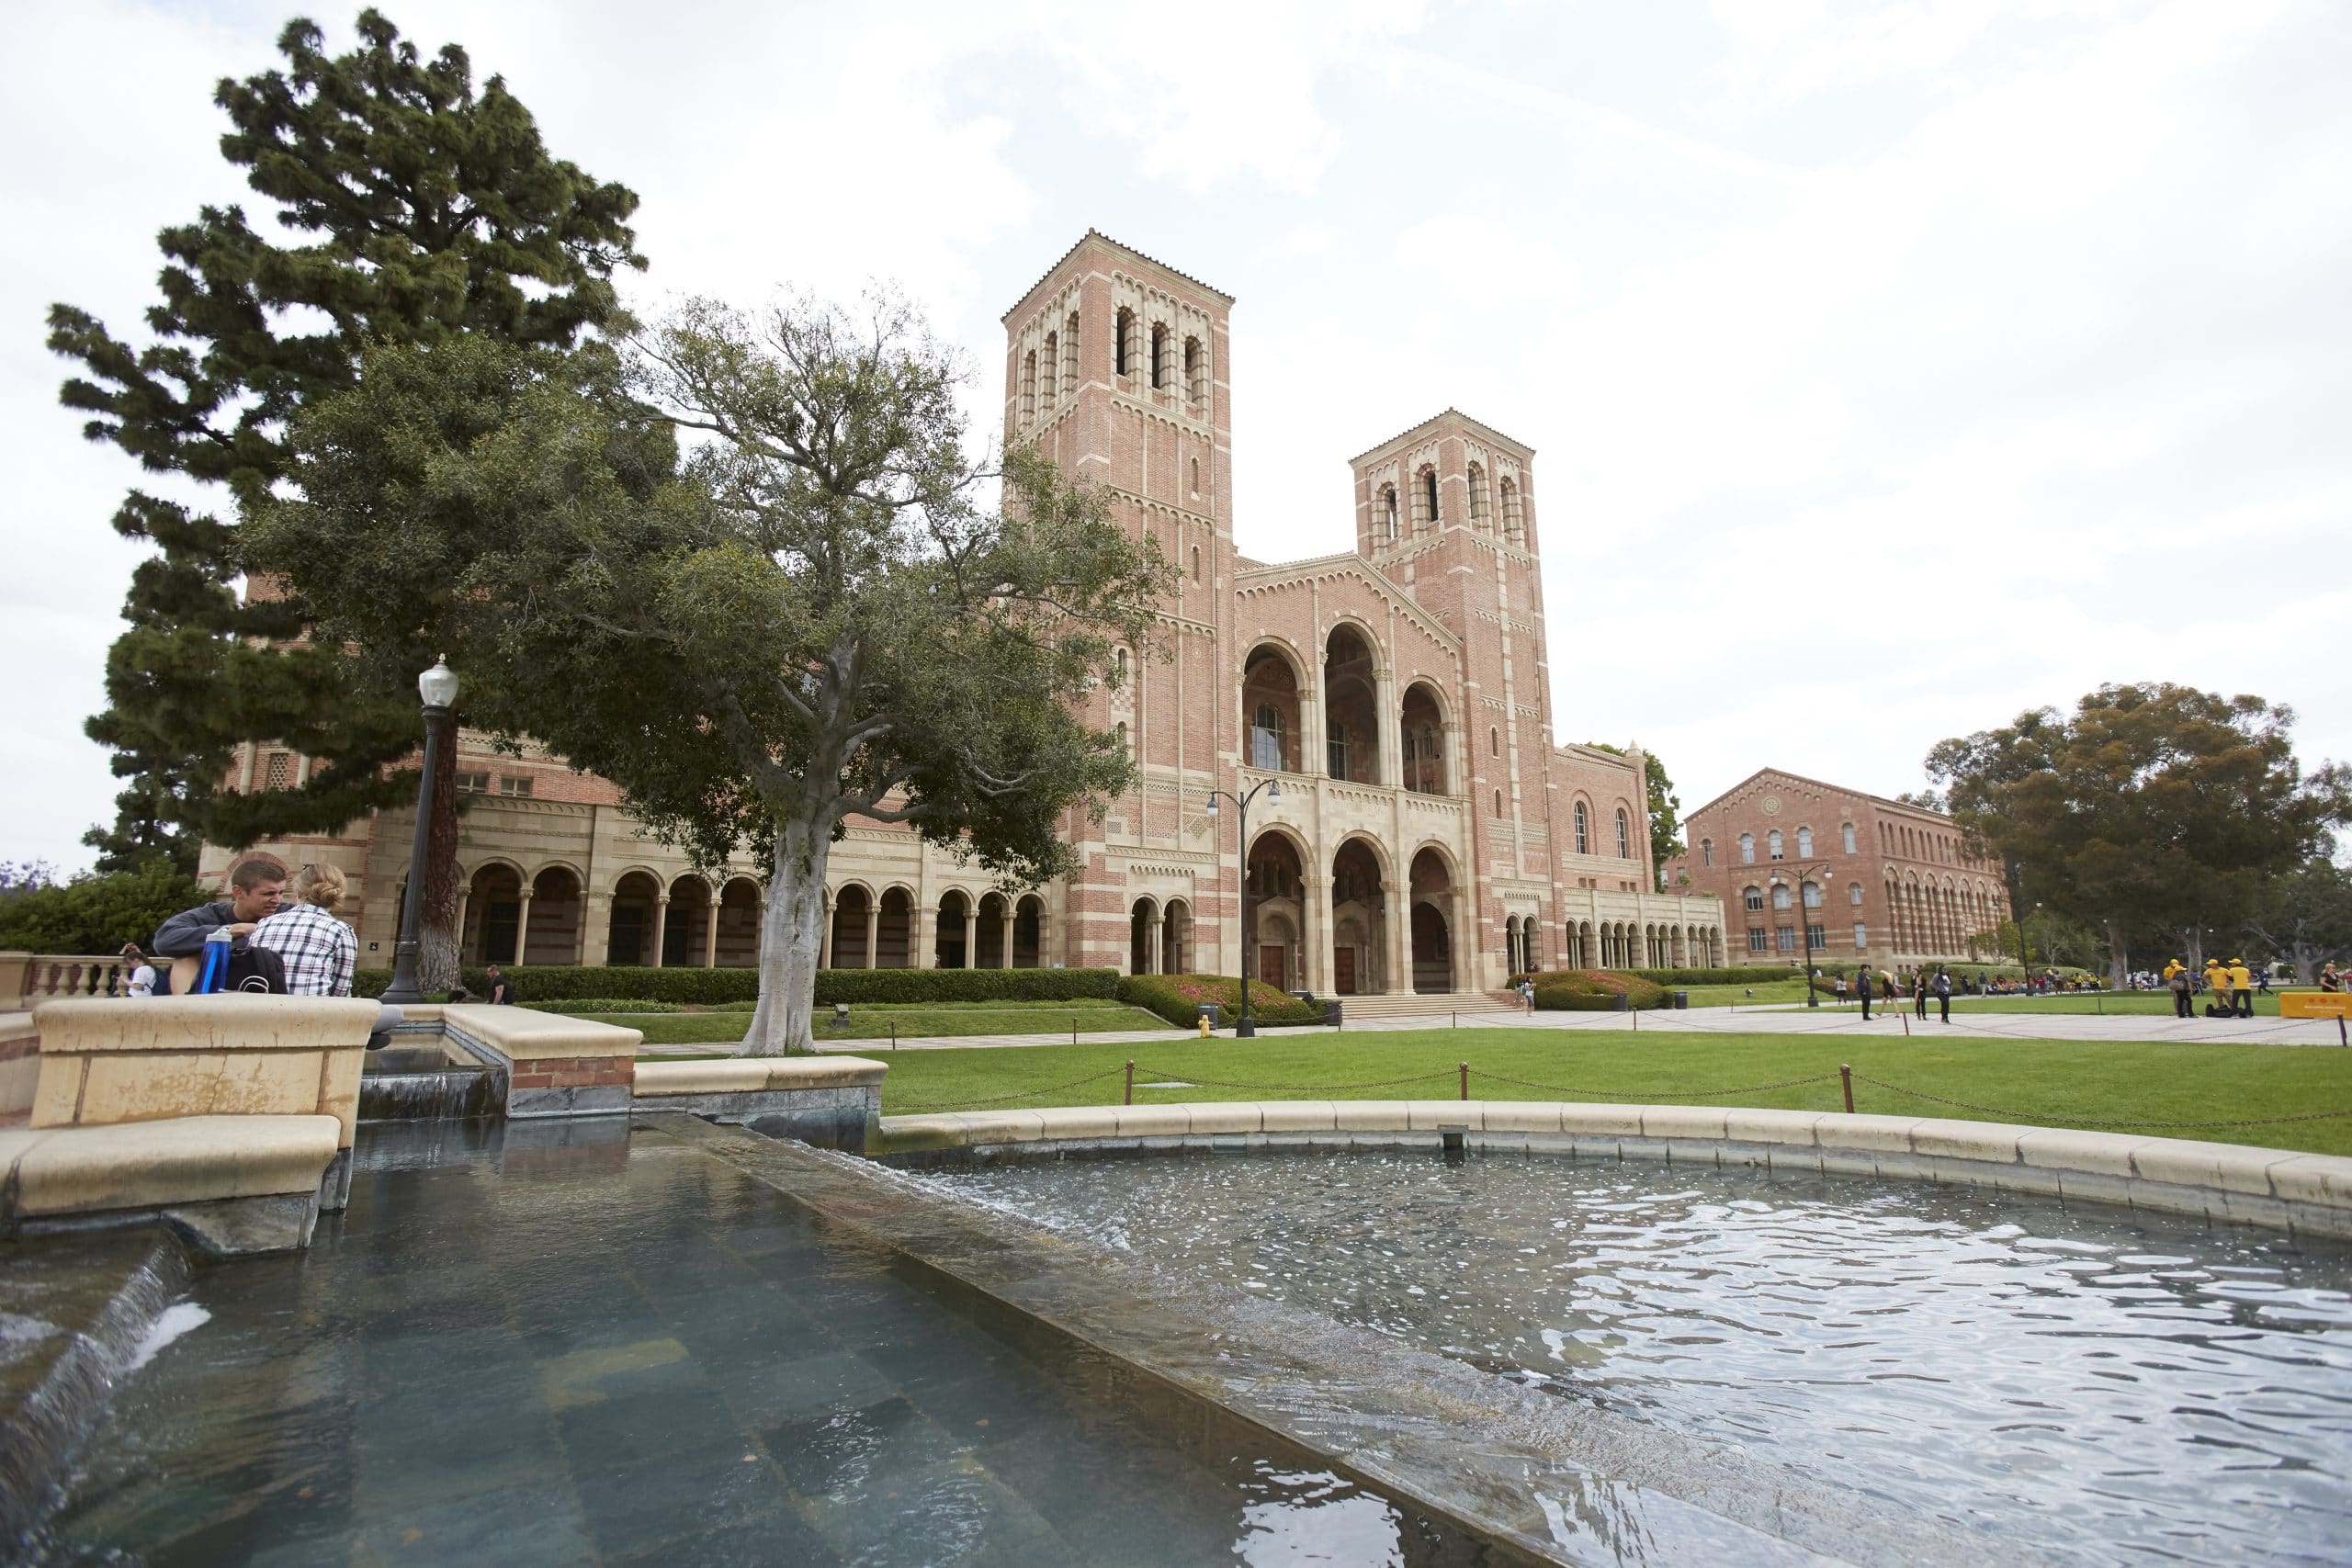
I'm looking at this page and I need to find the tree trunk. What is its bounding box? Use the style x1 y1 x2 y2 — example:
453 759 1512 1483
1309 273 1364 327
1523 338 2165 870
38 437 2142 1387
2180 925 2205 975
419 718 463 992
2104 916 2128 989
742 811 832 1056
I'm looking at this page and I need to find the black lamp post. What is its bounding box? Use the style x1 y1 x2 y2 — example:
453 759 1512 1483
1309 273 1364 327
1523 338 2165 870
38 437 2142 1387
381 657 459 1006
1204 775 1282 1038
1772 860 1832 1008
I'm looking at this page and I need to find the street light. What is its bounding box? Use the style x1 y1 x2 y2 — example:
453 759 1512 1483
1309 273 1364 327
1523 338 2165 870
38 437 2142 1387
1204 774 1282 1038
381 656 458 1005
1770 860 1833 1007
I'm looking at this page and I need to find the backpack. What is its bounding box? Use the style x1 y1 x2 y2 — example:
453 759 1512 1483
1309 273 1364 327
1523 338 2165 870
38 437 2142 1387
164 939 288 996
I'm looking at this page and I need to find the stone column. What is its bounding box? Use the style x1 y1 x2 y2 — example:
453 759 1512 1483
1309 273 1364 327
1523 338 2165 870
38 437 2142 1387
1383 881 1410 994
650 895 670 968
1305 874 1333 994
704 901 721 968
1452 885 1472 992
916 899 937 969
580 890 608 967
514 889 534 966
1298 681 1323 778
865 903 880 970
820 894 834 968
1000 909 1015 969
1374 665 1399 787
1146 917 1162 976
963 906 978 970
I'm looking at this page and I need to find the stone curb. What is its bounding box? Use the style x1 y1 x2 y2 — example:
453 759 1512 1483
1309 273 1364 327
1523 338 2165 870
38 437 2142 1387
632 1055 888 1097
877 1100 2352 1237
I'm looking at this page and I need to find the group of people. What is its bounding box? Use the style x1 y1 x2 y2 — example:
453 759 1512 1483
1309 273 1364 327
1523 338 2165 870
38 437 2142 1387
2163 956 2260 1019
1844 965 1957 1022
113 860 517 1005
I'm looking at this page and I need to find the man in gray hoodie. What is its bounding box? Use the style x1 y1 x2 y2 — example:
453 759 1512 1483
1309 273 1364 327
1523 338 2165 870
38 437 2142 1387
151 861 286 986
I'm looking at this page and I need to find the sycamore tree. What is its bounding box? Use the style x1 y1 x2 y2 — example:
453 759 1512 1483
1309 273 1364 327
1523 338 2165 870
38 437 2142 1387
1928 682 2350 985
469 295 1171 1055
48 10 641 977
2245 859 2352 980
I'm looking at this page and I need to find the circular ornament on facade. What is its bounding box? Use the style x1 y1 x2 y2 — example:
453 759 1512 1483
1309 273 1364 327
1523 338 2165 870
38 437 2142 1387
1760 795 1782 817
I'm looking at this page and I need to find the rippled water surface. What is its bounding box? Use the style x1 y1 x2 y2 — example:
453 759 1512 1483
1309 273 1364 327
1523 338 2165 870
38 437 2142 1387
928 1149 2352 1565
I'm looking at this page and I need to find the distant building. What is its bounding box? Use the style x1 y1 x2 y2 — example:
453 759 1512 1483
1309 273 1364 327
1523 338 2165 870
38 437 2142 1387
202 231 1727 989
1663 768 2010 971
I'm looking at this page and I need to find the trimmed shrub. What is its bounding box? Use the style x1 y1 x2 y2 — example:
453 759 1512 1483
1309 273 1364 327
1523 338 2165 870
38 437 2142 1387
526 998 686 1015
1624 965 1794 987
1118 974 1322 1029
351 964 1120 1006
1529 970 1668 1011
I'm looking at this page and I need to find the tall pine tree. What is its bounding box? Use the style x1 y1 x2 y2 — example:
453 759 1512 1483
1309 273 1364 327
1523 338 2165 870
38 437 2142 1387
49 9 643 981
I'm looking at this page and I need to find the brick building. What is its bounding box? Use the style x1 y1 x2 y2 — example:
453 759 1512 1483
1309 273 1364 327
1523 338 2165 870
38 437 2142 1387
203 231 1725 994
1662 767 2010 971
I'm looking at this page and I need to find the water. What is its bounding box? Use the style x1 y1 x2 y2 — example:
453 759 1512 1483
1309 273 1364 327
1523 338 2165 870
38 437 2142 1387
925 1148 2352 1566
28 1124 1500 1566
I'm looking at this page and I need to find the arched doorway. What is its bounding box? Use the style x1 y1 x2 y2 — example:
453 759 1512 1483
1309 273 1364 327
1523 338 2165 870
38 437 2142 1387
465 864 523 964
977 892 1011 968
716 877 761 967
1329 837 1386 995
875 888 912 968
1014 896 1045 967
936 891 972 968
1241 645 1302 773
1408 848 1454 994
831 886 873 968
1161 898 1192 976
1246 831 1306 988
662 875 711 967
606 872 660 966
522 866 582 965
1128 897 1160 975
1322 624 1380 783
1400 682 1446 795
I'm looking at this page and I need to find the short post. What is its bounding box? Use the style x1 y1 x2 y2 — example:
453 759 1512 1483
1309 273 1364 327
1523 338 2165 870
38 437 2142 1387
1459 1061 1469 1100
1072 1018 1079 1046
1633 1004 1639 1032
2339 1015 2346 1047
1900 1012 1910 1037
1453 1011 1457 1029
891 1021 898 1051
1125 1059 1135 1106
1839 1063 1855 1114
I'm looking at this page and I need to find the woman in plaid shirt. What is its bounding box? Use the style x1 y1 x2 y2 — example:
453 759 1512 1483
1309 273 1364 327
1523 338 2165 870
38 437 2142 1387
254 863 358 997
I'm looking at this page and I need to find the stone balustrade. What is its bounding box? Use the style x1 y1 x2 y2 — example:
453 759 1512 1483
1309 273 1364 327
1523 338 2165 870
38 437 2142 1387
1 953 131 1012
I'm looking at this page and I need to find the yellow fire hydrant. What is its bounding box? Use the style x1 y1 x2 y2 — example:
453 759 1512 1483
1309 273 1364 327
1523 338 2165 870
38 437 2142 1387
1197 1014 1212 1038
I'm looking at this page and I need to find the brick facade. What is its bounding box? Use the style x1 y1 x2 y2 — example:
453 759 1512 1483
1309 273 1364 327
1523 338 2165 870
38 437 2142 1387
203 231 1724 994
1662 767 2010 971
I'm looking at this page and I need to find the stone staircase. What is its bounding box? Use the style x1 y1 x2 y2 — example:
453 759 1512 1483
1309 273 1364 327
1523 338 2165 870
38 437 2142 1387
1333 990 1521 1022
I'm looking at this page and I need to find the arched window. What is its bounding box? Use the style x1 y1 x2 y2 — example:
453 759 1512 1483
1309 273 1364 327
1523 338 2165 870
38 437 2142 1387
1149 321 1168 389
1616 808 1631 858
1744 886 1763 911
1064 310 1080 394
1041 333 1057 409
1380 484 1399 541
1490 727 1499 756
1849 882 1864 906
1189 456 1200 497
1495 788 1504 816
1114 647 1128 684
1114 721 1129 759
1701 838 1713 867
1499 477 1521 542
1772 884 1792 910
1575 802 1589 854
1739 832 1755 863
1021 350 1036 425
1853 921 1869 949
1767 829 1784 860
1841 822 1857 855
1797 827 1814 858
1114 307 1134 377
1466 462 1488 524
1802 881 1822 908
1251 705 1284 771
1184 335 1204 403
1423 467 1440 528
1190 545 1201 583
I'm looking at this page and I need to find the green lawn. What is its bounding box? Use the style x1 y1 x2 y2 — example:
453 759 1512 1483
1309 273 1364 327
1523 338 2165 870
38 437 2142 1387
599 1003 1175 1045
1946 991 2288 1018
864 1029 2352 1156
1679 979 1813 1008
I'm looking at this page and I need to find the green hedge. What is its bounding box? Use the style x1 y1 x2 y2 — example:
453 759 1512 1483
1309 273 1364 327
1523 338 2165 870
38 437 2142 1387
1623 965 1795 987
1117 974 1323 1029
353 964 1120 1005
1529 970 1668 1011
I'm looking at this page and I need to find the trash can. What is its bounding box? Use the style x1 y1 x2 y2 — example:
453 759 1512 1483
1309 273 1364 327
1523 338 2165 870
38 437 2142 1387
1197 1003 1221 1029
1324 999 1344 1029
1673 990 1690 1010
1613 992 1630 1012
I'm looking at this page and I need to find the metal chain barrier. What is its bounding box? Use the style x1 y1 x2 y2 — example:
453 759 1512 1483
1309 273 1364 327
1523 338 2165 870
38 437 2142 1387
1846 1072 2352 1130
1134 1066 1459 1093
892 1066 1129 1114
1469 1068 1845 1099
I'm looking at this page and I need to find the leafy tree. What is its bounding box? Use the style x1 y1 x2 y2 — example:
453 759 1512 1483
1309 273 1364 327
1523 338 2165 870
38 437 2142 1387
2244 859 2352 980
1587 743 1682 888
48 9 643 984
0 859 214 955
477 294 1172 1055
1927 682 2350 985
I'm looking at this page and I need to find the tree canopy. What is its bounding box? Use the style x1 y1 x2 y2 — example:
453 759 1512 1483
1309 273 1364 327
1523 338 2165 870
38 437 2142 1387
1927 682 2350 981
48 9 643 889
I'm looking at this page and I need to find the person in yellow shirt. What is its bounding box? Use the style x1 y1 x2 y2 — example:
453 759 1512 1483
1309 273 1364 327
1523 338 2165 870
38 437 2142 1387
2203 958 2229 1017
2228 957 2255 1018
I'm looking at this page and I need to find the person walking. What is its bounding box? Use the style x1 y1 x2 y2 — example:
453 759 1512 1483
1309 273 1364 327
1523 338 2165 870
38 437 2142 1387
1915 967 1930 1021
2228 956 2255 1019
1856 964 1874 1021
252 864 357 997
2168 962 2193 1019
1933 965 1953 1023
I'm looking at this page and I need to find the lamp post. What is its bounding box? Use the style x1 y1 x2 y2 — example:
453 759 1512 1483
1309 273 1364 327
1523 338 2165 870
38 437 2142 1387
1771 860 1832 1008
1204 775 1282 1038
381 657 459 1005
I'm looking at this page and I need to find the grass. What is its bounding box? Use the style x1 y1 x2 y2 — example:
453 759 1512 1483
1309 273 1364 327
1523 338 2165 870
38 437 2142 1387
1679 979 1813 1008
864 1028 2352 1156
596 1002 1174 1045
1948 991 2286 1018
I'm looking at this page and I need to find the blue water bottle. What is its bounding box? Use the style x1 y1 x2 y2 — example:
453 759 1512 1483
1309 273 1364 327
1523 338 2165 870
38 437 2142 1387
196 926 233 995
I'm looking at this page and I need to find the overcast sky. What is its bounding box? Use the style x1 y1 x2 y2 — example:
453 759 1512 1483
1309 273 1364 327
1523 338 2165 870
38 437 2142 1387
5 0 2347 874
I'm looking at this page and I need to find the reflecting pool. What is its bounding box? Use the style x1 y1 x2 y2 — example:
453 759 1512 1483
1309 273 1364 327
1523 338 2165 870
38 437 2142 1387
927 1148 2352 1566
27 1125 1498 1566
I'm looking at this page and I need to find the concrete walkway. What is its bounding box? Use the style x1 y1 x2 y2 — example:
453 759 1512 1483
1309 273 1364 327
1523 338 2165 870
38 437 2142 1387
740 1003 2352 1054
